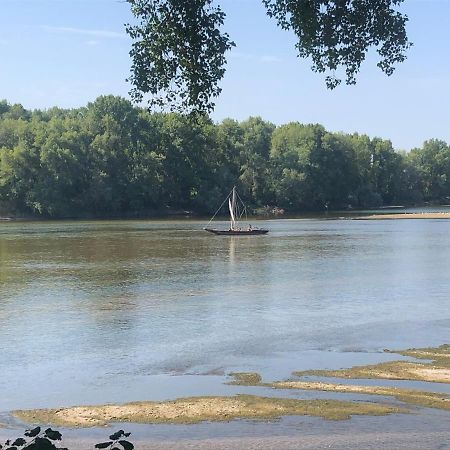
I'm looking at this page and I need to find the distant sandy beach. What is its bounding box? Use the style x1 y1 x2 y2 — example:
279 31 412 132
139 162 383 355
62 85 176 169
354 212 450 220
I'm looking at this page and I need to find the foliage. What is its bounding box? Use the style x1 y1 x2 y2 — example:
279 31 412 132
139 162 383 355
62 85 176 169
0 97 449 218
126 0 411 112
94 430 133 450
1 426 65 450
263 0 412 89
408 139 450 202
126 0 234 113
0 428 132 450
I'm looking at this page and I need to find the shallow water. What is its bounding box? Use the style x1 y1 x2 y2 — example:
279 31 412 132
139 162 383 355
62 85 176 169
1 218 450 411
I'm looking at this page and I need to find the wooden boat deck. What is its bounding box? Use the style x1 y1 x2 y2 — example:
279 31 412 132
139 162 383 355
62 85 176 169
204 228 268 235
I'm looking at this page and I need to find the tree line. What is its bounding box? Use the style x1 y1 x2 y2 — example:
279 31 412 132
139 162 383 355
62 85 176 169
0 96 448 218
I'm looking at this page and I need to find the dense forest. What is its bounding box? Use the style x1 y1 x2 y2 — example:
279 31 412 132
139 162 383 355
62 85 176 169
0 95 449 218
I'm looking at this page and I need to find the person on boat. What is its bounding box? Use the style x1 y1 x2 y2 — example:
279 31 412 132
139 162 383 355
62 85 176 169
248 224 253 231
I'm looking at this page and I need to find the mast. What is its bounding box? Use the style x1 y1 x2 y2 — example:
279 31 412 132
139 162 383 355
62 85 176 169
228 186 237 230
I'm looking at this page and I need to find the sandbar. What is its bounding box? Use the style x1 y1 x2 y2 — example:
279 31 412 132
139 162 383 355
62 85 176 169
354 212 450 220
13 395 401 427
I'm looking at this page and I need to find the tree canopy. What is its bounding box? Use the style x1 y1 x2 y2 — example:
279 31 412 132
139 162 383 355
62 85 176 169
0 97 447 219
126 0 234 113
126 0 411 113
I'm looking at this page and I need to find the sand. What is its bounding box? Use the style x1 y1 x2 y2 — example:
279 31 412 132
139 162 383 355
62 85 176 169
13 395 401 427
354 212 450 220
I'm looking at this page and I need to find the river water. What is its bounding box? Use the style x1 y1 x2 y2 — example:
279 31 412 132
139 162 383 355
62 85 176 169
1 218 450 412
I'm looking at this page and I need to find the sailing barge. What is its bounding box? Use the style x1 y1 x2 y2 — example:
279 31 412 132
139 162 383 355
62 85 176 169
204 186 269 236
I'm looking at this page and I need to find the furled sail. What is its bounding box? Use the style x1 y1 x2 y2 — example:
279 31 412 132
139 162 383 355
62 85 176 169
228 198 236 230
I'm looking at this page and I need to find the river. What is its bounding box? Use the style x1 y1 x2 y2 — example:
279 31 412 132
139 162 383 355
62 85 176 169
1 218 450 413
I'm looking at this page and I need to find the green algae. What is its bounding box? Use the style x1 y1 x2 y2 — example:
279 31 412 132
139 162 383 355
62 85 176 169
226 372 263 385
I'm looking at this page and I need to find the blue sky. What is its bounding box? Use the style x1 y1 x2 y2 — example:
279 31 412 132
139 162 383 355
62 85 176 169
1 0 449 150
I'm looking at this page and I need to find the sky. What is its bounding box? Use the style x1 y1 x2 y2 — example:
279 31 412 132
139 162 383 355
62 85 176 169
0 0 449 150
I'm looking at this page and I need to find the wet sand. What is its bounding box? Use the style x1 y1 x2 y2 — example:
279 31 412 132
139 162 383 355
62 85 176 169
112 432 450 450
3 412 450 450
354 212 450 220
24 433 450 450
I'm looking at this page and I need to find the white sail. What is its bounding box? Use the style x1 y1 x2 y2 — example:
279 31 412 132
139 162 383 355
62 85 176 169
228 198 236 229
229 187 238 229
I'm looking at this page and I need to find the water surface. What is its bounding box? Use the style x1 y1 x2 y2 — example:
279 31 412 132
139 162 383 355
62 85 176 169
1 218 450 411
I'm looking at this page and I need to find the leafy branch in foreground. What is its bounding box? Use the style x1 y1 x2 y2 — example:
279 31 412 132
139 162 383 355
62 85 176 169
263 0 412 89
0 426 65 450
126 0 411 112
126 0 235 114
95 430 133 450
0 428 133 450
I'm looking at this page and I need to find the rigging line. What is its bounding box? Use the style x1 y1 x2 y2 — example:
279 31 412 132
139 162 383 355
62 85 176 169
235 190 247 221
235 189 245 206
204 186 235 228
237 204 245 221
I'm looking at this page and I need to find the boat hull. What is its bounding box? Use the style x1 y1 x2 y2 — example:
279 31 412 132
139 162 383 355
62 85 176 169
204 228 268 235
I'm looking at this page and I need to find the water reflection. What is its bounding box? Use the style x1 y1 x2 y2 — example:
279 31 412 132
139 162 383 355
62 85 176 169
229 236 236 266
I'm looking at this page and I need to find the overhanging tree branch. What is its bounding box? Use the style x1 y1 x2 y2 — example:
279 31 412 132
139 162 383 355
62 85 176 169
126 0 411 112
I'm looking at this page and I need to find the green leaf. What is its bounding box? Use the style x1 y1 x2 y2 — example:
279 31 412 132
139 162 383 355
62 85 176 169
25 438 57 450
94 442 113 449
24 427 41 438
118 440 134 450
44 430 62 441
108 431 124 441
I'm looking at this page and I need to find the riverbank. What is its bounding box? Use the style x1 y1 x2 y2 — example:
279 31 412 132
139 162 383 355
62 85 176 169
0 208 198 222
4 428 450 450
57 430 450 450
3 412 450 450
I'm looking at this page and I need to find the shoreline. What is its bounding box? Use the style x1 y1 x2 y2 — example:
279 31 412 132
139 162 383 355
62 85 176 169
3 410 450 450
3 209 450 223
4 429 450 450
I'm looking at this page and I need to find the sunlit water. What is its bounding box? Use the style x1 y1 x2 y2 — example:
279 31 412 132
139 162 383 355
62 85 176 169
1 218 450 411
